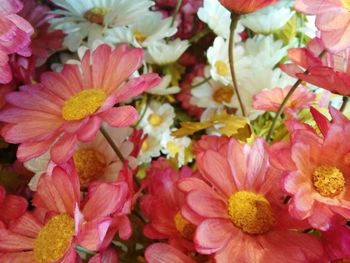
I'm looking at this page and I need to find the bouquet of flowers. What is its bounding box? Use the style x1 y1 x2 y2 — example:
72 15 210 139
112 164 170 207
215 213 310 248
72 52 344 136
0 0 350 262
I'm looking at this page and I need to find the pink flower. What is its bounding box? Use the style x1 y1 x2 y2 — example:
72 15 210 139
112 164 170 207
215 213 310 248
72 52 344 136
0 0 33 84
0 164 128 262
281 37 350 96
0 44 161 164
282 108 350 230
141 158 198 251
19 0 64 61
219 0 277 14
179 138 326 262
321 216 350 261
295 0 350 52
0 185 27 226
253 86 316 114
145 243 196 263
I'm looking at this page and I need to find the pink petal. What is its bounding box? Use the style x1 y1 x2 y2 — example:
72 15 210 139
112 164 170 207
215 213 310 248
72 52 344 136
9 212 42 238
145 243 195 263
88 248 119 263
50 133 77 164
194 218 235 254
76 116 101 142
0 195 27 224
0 251 35 263
0 229 34 251
99 106 138 128
17 137 54 162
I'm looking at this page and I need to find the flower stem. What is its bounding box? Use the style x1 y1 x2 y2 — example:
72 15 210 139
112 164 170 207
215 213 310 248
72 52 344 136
340 96 349 112
100 126 125 163
171 0 183 27
229 13 246 117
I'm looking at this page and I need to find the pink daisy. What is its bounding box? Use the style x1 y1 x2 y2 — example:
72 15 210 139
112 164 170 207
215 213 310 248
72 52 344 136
282 108 350 230
295 0 350 52
0 0 33 84
281 37 350 96
179 138 326 262
0 44 160 164
141 158 198 251
0 164 128 262
253 86 316 115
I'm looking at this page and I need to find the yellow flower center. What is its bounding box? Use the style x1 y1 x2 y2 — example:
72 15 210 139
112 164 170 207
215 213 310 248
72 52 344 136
213 87 234 103
84 7 109 25
133 32 147 44
141 139 150 152
73 148 106 186
227 191 275 235
147 113 163 127
312 165 345 198
173 212 196 240
341 0 350 11
215 60 229 76
34 214 75 263
62 89 106 121
166 141 180 156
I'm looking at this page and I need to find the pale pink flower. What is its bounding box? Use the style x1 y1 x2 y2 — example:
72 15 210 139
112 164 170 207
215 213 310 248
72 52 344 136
0 164 128 262
0 0 33 84
253 86 316 114
179 138 326 262
295 0 350 52
0 44 160 164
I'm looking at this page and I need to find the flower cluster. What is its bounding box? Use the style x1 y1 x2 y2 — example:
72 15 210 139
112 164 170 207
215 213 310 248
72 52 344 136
1 0 350 262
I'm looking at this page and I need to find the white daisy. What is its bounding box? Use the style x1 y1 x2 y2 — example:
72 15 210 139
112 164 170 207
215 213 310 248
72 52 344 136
50 0 154 51
147 74 181 95
240 0 295 34
106 11 177 48
145 39 190 65
138 135 162 164
197 0 244 39
24 126 135 190
139 101 175 136
161 133 192 167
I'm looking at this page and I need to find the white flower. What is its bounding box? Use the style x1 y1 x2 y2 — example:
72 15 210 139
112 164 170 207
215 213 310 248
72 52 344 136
50 0 154 51
138 135 162 164
207 35 290 116
139 101 175 137
24 127 135 190
147 74 180 95
161 133 192 167
197 0 244 39
106 12 177 48
145 39 190 65
191 68 235 109
240 0 294 34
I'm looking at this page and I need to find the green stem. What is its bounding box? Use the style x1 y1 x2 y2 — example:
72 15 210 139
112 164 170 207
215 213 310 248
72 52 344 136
340 96 349 112
228 13 246 117
171 0 183 27
266 50 326 142
100 126 125 163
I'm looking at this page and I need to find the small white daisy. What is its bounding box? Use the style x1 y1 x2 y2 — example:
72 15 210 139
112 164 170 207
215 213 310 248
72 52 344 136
197 0 244 39
50 0 154 51
145 39 190 65
25 126 135 190
240 0 295 34
138 135 162 164
147 74 181 95
161 133 192 167
106 11 177 48
139 101 175 136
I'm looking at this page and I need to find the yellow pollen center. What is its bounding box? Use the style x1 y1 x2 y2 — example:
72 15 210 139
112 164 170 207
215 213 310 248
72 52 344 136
84 7 109 25
73 149 106 186
213 87 234 103
215 60 229 76
141 139 150 152
147 113 163 127
312 165 345 198
34 214 74 263
227 191 274 235
174 212 196 240
341 0 350 11
166 141 180 156
62 89 106 121
133 32 147 43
